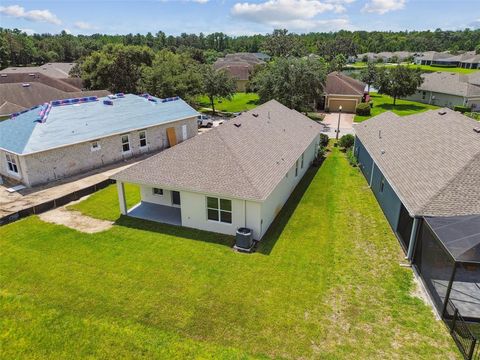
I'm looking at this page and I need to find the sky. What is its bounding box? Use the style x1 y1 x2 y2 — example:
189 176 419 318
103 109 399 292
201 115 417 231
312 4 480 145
0 0 479 36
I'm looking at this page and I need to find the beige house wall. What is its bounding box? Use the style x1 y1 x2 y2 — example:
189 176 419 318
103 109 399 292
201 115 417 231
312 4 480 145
0 117 197 187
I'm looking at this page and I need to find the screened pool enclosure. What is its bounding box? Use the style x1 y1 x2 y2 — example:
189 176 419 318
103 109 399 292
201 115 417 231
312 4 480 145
414 215 480 322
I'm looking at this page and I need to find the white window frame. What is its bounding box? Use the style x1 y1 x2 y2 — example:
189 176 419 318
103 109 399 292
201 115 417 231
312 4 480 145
139 130 147 148
121 134 131 153
206 196 232 224
152 187 163 196
5 153 20 176
90 140 101 152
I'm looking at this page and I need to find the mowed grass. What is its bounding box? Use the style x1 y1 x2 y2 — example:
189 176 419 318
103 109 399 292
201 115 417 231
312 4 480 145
68 182 141 221
355 92 439 122
348 62 479 74
197 92 259 113
0 148 459 359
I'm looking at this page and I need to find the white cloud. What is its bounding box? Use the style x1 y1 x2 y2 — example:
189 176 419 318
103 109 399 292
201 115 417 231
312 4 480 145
0 4 61 25
74 21 98 30
467 19 480 29
362 0 406 15
231 0 353 30
63 28 72 35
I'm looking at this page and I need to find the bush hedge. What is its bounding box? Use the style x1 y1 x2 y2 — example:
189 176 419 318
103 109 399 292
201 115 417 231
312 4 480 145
339 134 355 149
454 105 472 113
356 102 371 116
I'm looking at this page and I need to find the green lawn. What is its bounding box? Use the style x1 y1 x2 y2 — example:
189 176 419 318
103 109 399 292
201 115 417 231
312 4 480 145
197 92 259 113
0 148 459 359
355 92 439 122
347 62 479 74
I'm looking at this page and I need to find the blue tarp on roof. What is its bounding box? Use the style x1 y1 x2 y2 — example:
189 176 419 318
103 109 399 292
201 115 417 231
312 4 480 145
0 94 199 154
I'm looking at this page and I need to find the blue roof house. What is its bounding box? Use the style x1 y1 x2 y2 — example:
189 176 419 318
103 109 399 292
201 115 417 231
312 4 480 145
0 94 199 187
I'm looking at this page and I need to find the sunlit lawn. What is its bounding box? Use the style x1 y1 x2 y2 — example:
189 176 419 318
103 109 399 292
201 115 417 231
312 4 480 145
0 148 459 359
355 92 439 122
348 62 479 74
197 92 259 113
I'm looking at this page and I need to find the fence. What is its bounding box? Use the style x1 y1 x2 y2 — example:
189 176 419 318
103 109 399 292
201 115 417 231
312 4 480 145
444 300 478 360
0 179 114 226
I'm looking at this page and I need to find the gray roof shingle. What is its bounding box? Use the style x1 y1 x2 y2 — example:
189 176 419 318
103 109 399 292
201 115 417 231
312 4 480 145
418 72 480 98
355 109 480 217
113 100 323 201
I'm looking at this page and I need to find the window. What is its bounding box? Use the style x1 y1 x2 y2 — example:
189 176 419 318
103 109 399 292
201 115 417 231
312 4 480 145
91 141 101 152
295 159 299 177
139 131 147 148
206 196 232 224
380 177 385 193
422 91 426 100
5 153 19 174
301 153 304 169
121 134 130 152
152 188 163 196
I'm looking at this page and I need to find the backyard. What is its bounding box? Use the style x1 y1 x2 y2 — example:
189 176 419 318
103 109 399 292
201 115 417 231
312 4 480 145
355 92 439 122
0 148 459 359
196 92 259 113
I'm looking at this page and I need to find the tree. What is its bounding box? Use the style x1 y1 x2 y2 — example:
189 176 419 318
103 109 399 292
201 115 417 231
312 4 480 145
261 29 305 57
81 44 154 93
374 66 423 105
202 66 236 115
476 44 480 54
359 62 377 92
140 49 202 100
329 54 347 72
250 57 327 111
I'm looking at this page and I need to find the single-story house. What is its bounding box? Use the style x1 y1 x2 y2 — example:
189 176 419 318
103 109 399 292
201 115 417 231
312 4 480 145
112 100 322 240
354 109 480 320
0 72 110 117
413 51 480 69
404 72 480 110
0 94 199 187
323 72 366 113
214 53 264 91
0 62 77 79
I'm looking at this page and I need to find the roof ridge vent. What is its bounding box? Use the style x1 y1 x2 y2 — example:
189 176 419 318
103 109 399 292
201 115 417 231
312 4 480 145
438 110 447 115
473 127 480 133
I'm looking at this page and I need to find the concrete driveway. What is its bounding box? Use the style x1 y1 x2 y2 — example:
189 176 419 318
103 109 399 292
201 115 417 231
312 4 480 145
320 112 355 139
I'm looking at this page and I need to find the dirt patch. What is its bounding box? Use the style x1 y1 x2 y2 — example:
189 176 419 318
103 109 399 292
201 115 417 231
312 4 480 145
39 197 113 233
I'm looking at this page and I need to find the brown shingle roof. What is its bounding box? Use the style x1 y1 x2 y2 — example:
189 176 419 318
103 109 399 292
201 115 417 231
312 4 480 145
325 72 366 96
113 100 323 201
0 72 82 92
0 83 110 115
355 109 480 217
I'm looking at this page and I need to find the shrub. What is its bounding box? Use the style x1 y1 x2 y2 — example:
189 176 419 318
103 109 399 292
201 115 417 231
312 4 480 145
338 134 355 149
356 102 371 116
317 146 326 159
465 112 480 121
319 133 329 148
346 148 358 167
454 105 472 113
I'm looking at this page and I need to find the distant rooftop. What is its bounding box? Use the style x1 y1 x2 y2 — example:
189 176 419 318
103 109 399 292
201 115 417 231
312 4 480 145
0 94 199 155
0 62 76 79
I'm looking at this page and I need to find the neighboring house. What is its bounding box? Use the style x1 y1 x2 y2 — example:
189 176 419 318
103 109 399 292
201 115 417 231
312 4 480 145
405 72 480 110
414 50 480 68
112 100 322 240
323 72 366 113
214 53 264 91
252 52 271 62
0 94 199 187
0 62 76 79
354 109 480 321
0 72 110 117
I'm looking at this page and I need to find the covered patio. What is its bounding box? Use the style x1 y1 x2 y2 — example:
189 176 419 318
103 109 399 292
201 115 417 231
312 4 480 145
414 215 480 322
117 182 181 226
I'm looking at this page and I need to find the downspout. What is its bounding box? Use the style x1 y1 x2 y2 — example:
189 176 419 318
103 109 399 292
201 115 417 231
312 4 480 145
369 161 375 187
244 200 247 228
406 217 420 261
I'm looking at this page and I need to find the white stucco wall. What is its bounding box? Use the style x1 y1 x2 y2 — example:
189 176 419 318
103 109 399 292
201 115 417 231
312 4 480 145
140 186 174 206
259 137 318 238
405 90 466 108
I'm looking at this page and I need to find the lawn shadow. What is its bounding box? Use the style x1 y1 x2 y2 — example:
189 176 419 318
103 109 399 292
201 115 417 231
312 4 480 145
114 215 235 248
256 164 320 255
246 99 260 106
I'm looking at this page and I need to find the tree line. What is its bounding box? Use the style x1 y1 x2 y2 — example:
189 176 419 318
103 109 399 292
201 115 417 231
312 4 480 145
2 27 480 68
